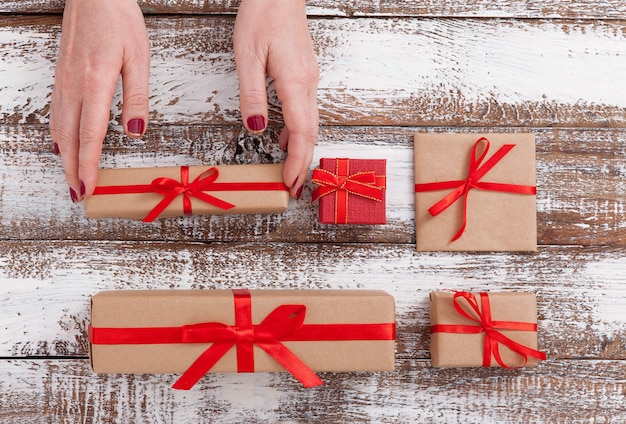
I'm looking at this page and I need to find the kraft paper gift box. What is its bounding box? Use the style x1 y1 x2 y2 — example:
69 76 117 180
311 158 387 224
84 164 289 221
414 133 537 251
88 289 396 389
429 291 547 368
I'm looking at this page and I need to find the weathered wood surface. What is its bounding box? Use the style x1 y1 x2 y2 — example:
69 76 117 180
2 16 626 128
0 360 624 423
1 125 625 246
3 0 626 18
1 241 625 358
0 3 625 423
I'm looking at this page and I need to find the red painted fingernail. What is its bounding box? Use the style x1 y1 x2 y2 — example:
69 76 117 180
80 180 86 197
296 185 304 200
69 187 79 204
128 118 145 135
291 177 299 189
53 143 60 156
246 115 266 132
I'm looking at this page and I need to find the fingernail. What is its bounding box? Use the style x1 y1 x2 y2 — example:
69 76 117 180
128 118 145 136
246 115 266 132
53 143 60 156
291 177 299 189
69 187 79 204
296 185 304 200
80 180 86 197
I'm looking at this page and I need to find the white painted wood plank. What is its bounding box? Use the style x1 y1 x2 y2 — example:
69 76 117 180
3 1 626 19
1 17 625 127
0 359 624 423
0 241 624 358
1 125 624 244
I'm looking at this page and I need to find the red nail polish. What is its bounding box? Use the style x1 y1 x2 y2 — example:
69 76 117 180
128 118 145 135
246 115 266 132
296 185 304 200
69 187 78 203
80 180 86 197
53 143 60 156
291 177 299 189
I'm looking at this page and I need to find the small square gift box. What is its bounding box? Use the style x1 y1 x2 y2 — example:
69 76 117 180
414 133 537 251
429 291 547 368
84 164 289 221
88 289 396 389
311 158 387 224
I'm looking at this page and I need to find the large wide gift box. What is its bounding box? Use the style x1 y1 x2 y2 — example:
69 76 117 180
414 133 537 251
84 164 289 221
88 289 396 389
429 291 547 368
311 158 387 224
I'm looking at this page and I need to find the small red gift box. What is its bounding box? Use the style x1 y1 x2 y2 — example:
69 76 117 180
311 158 386 224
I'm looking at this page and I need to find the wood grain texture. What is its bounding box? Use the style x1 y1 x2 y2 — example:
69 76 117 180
1 3 625 423
1 125 625 246
0 359 624 423
3 0 626 19
2 16 626 127
1 241 624 359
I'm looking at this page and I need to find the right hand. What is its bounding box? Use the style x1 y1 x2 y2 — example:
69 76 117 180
50 0 150 203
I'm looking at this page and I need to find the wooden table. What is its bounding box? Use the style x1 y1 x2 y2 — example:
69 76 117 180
1 1 625 422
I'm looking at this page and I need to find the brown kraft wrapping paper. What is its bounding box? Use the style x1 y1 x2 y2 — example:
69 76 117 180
89 290 396 384
429 291 545 368
84 164 289 220
414 133 537 251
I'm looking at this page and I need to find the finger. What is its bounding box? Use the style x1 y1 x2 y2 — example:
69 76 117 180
77 78 118 199
234 41 269 134
50 81 82 203
277 82 319 199
121 31 150 138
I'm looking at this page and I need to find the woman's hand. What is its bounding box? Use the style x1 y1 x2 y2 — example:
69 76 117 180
234 0 320 199
50 0 150 202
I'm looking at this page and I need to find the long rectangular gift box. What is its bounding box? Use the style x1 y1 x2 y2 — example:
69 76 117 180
429 291 546 368
89 289 396 389
414 133 537 251
84 164 289 221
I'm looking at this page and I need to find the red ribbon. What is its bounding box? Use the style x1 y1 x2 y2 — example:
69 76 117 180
414 137 536 241
92 166 288 222
311 159 386 224
88 289 396 390
430 292 547 368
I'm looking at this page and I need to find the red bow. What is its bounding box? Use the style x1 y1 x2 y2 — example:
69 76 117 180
144 166 235 222
311 159 385 224
88 289 396 389
430 292 547 368
415 137 536 241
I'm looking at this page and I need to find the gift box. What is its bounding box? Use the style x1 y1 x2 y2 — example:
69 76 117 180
414 133 537 251
429 291 547 368
311 158 386 224
84 164 289 221
88 289 396 389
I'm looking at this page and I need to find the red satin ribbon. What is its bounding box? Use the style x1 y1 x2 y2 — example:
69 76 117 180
88 289 396 390
414 137 536 241
430 292 547 368
311 159 386 224
92 166 288 222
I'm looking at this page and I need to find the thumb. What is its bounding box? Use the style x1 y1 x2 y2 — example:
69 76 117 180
235 46 269 133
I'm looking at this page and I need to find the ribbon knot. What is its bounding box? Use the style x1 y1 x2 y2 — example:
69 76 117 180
415 137 536 241
143 166 236 222
431 292 547 368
